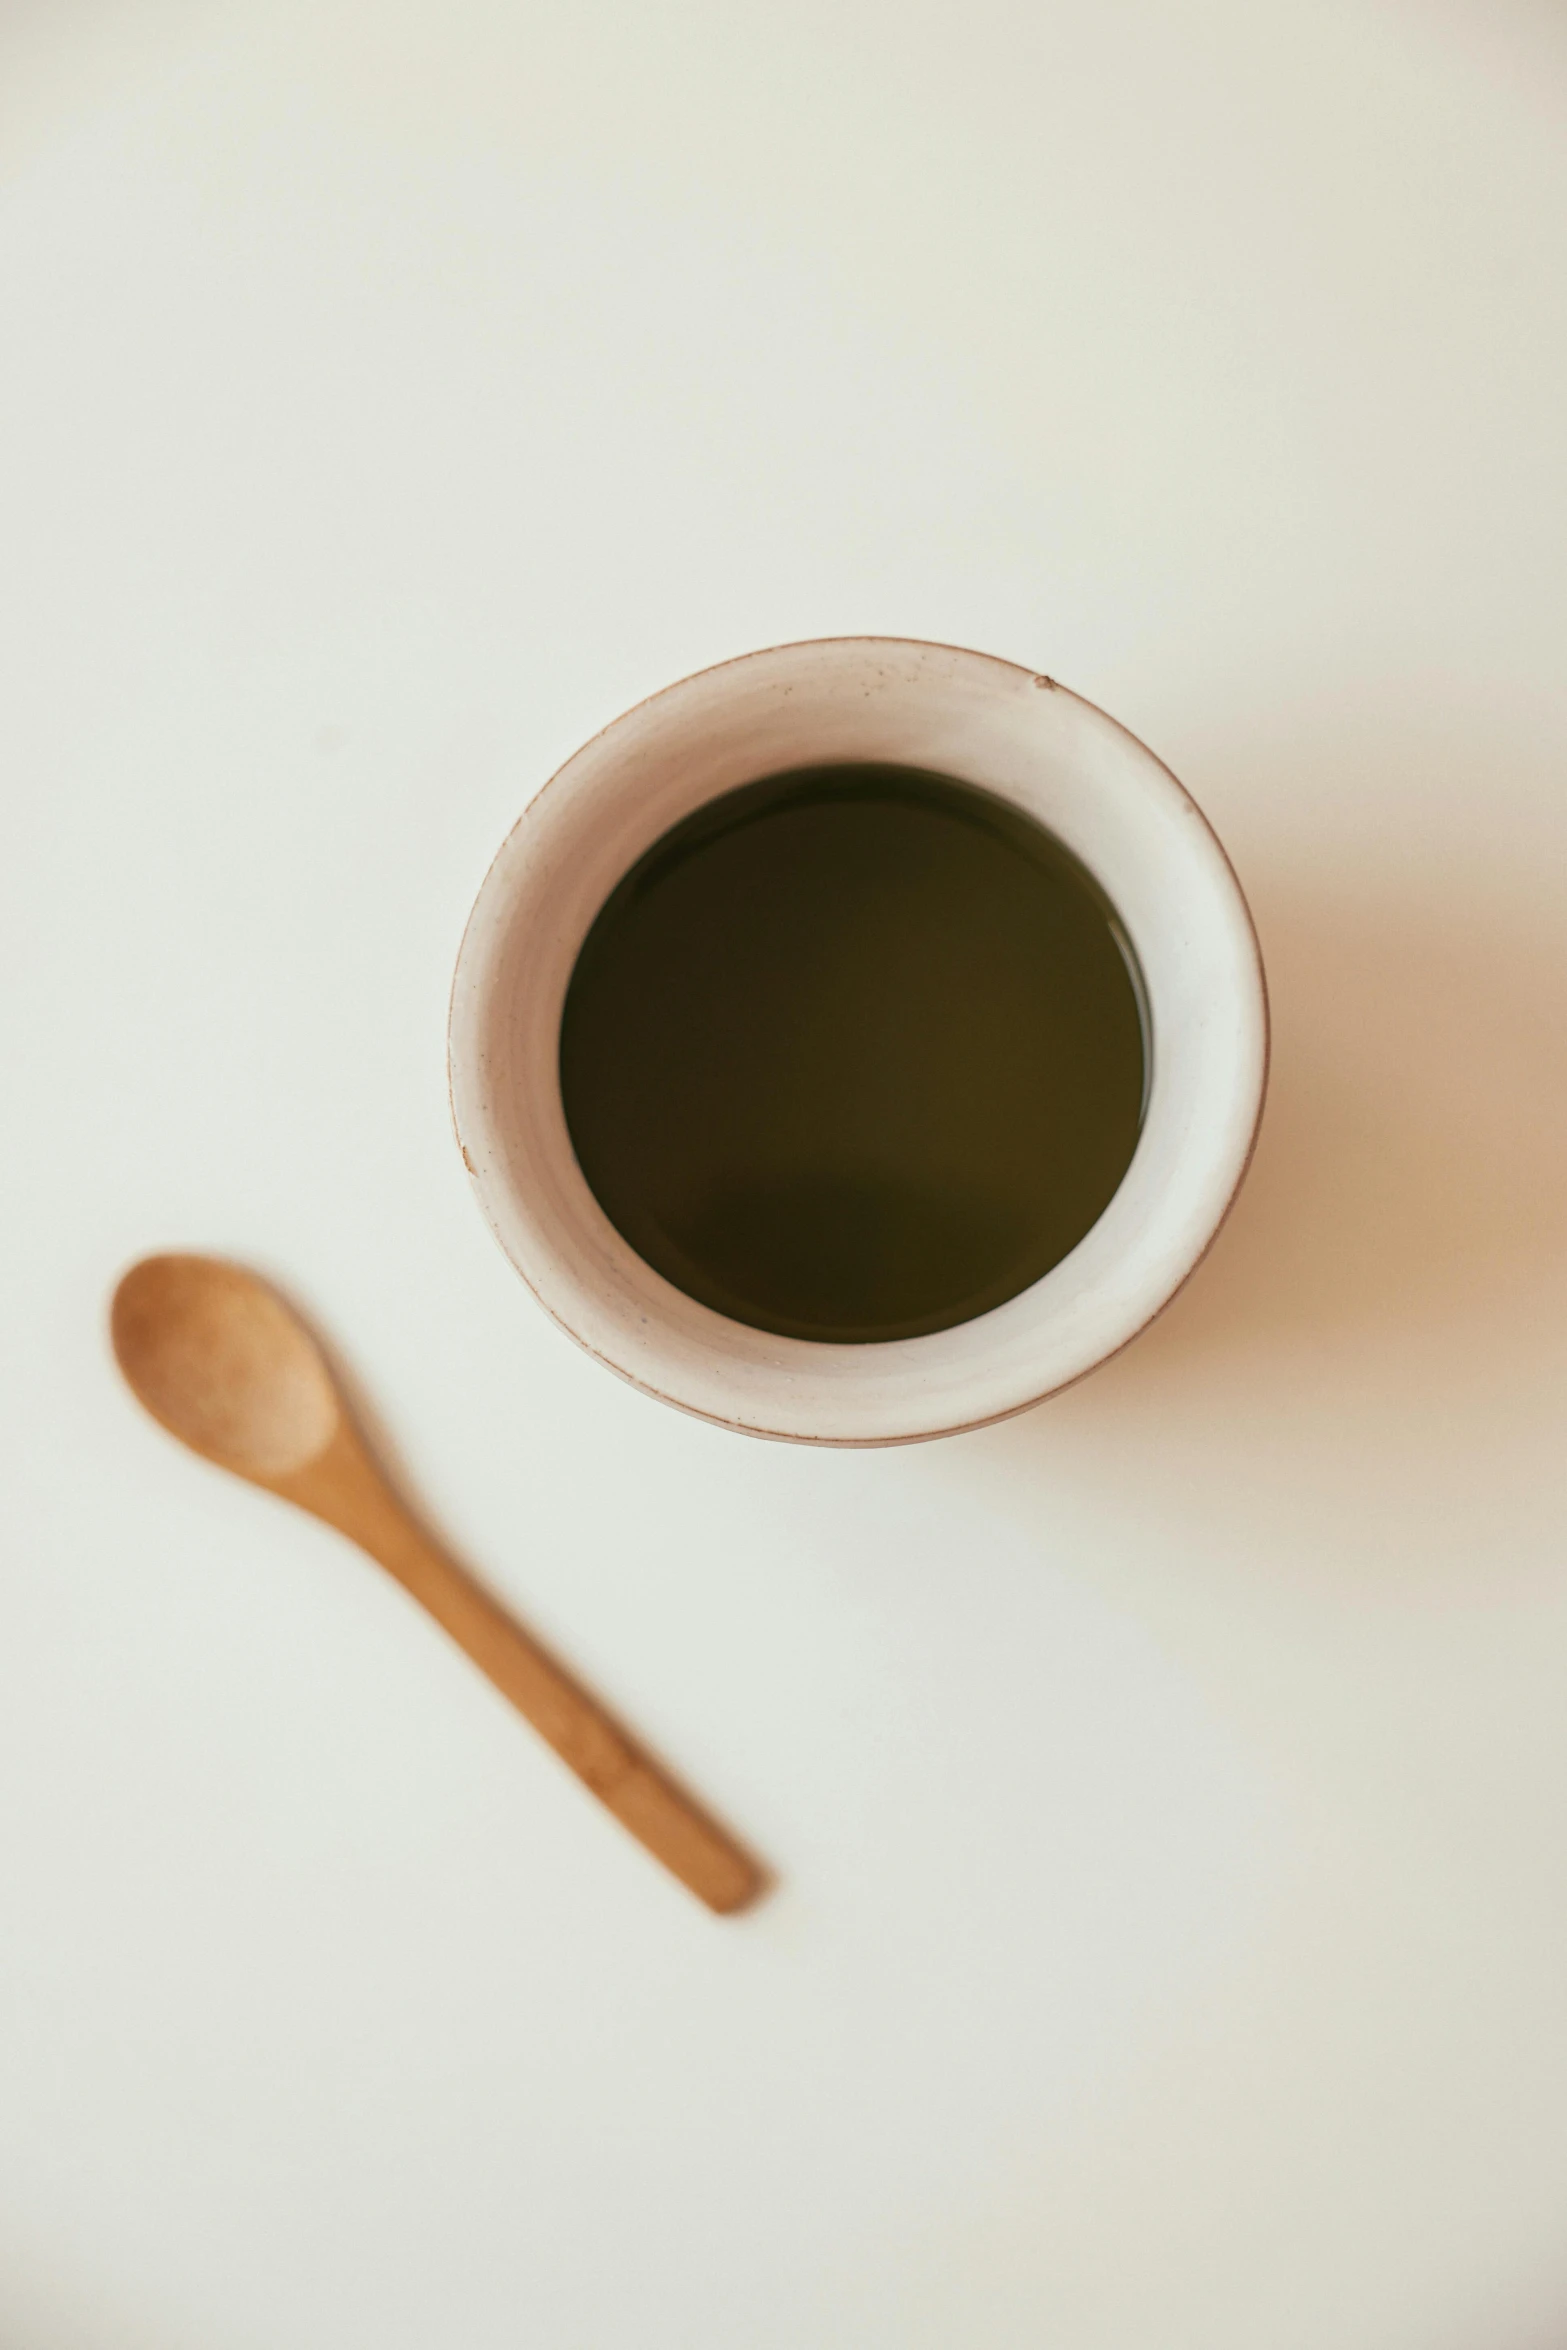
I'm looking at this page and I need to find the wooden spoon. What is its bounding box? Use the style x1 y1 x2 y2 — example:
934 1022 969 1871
110 1253 760 1914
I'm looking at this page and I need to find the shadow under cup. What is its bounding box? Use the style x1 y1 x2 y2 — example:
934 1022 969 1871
448 640 1267 1445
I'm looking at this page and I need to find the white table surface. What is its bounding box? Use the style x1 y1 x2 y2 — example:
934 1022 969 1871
4 4 1567 2345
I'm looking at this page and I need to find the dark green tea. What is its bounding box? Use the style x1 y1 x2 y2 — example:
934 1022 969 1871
559 764 1148 1344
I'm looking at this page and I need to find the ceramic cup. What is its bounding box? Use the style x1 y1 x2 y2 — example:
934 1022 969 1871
448 638 1267 1445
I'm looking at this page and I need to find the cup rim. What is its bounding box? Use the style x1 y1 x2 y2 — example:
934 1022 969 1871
448 637 1269 1445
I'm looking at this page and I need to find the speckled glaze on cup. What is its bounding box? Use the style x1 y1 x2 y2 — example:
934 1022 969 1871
448 639 1268 1445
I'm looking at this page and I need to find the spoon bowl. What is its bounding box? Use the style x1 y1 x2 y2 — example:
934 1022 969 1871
112 1254 339 1478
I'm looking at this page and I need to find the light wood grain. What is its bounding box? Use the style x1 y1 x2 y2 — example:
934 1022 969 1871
110 1253 761 1915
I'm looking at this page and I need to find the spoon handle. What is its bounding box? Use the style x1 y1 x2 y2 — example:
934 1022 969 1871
286 1435 760 1915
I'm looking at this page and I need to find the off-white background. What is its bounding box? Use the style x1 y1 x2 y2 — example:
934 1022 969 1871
3 4 1566 2345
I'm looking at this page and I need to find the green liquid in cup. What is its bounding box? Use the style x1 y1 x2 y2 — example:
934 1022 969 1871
559 764 1148 1344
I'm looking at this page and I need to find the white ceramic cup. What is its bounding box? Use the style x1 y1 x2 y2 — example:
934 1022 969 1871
448 638 1267 1445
